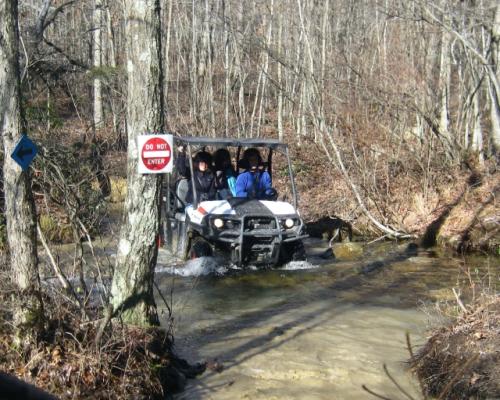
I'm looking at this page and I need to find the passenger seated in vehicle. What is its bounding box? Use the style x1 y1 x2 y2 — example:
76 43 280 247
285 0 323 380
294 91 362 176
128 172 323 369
185 151 216 204
235 148 275 200
213 148 237 199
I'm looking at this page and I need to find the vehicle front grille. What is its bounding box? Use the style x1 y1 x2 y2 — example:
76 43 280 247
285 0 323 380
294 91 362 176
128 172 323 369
244 217 276 231
243 236 276 264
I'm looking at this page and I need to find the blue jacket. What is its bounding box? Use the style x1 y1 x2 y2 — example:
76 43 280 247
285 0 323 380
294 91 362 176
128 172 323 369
215 168 237 197
235 170 272 199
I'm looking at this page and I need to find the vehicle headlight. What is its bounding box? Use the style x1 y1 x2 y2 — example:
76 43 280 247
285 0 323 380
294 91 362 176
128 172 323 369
284 218 294 228
213 218 224 229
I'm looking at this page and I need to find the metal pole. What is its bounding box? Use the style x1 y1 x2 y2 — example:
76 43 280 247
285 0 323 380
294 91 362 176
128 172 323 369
187 144 197 207
165 173 172 250
268 149 273 184
285 146 298 210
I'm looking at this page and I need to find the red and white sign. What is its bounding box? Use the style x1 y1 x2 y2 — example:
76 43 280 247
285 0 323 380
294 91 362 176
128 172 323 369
137 134 173 174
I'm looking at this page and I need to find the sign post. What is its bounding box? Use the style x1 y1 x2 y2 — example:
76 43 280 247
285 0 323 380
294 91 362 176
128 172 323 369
137 134 173 174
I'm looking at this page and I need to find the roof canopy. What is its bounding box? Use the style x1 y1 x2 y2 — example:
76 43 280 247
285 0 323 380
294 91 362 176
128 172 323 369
175 136 288 150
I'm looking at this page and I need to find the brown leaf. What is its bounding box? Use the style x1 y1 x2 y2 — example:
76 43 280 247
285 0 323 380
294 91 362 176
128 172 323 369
473 331 485 340
470 372 481 385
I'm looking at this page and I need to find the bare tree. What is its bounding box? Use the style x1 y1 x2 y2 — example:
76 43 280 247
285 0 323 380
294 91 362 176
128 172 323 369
0 0 41 336
93 0 104 132
109 0 165 327
490 3 500 153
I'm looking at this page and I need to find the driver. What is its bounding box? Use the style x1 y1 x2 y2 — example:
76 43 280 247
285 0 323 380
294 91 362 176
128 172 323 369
235 148 274 199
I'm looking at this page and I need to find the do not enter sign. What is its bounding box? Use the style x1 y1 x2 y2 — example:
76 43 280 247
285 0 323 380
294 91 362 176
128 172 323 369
137 134 174 174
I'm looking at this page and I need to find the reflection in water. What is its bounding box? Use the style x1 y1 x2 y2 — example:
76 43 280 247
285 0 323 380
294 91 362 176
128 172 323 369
154 240 497 400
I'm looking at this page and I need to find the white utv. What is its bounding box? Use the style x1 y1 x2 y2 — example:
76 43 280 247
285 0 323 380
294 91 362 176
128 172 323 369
162 137 307 267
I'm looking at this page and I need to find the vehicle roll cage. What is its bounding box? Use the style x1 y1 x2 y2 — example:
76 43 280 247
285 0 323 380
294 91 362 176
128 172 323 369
172 136 298 209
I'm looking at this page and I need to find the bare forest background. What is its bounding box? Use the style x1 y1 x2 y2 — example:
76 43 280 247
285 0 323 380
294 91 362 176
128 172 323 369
16 0 500 244
0 1 498 396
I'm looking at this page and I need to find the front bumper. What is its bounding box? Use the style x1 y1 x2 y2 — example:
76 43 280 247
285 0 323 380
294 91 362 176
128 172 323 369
199 214 307 266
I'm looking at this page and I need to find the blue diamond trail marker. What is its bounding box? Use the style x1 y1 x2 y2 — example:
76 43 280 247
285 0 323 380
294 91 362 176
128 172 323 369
11 135 38 171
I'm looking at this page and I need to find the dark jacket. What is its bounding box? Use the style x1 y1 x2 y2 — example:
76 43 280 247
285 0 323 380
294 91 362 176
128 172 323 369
186 169 216 203
175 152 190 179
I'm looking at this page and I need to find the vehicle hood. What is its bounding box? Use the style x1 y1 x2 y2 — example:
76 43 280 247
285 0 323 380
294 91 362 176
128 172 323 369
186 199 298 223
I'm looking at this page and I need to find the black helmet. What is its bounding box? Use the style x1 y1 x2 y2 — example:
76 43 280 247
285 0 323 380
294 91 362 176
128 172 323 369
194 151 212 165
213 148 231 169
242 148 262 163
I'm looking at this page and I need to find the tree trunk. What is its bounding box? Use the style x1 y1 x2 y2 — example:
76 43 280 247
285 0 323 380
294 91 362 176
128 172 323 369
105 1 120 139
110 0 165 327
255 0 273 138
0 0 41 334
277 11 283 141
438 29 452 149
93 0 104 131
471 94 484 164
164 0 173 107
190 0 198 118
490 3 500 154
223 0 229 137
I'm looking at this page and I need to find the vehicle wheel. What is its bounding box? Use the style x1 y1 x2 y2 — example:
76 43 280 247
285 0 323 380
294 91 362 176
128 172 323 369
279 240 306 264
291 240 306 261
189 237 213 259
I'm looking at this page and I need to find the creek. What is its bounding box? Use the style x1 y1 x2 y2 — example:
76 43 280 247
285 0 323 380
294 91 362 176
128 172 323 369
155 239 498 400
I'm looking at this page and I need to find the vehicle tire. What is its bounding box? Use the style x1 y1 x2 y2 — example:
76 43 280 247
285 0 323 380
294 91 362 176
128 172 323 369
279 240 306 264
189 237 213 259
291 240 306 261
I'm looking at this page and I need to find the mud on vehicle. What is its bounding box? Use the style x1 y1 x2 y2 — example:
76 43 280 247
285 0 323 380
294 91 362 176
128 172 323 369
161 137 307 267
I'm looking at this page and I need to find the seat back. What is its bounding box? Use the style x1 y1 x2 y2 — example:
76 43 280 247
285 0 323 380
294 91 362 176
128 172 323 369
176 178 189 209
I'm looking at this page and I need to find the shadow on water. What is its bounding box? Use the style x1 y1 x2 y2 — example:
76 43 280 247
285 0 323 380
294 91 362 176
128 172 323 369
156 241 494 399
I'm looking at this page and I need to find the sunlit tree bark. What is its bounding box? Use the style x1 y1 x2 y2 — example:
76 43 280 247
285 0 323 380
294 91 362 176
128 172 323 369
0 0 41 335
110 0 165 327
490 3 500 153
93 0 103 131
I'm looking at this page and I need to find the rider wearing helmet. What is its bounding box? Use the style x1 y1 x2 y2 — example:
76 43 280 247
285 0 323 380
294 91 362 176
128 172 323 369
213 148 237 199
185 151 216 203
235 148 273 199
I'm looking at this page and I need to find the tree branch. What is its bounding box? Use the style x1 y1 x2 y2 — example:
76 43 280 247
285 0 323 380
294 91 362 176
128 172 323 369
42 1 78 32
42 37 89 69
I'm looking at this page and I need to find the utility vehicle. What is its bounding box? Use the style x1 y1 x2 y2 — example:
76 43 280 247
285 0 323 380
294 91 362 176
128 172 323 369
161 137 307 267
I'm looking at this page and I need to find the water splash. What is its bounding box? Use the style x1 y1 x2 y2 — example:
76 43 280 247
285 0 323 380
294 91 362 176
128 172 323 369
279 260 318 270
156 256 318 276
157 257 229 277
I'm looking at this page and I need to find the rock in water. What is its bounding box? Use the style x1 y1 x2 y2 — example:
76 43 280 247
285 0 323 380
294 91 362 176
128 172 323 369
332 242 363 260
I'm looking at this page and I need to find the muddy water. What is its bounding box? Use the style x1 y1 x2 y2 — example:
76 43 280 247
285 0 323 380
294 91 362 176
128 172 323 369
155 240 498 400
